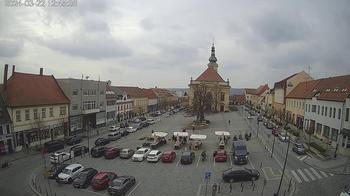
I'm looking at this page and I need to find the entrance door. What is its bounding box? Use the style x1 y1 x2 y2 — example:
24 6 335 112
220 105 224 112
7 139 13 153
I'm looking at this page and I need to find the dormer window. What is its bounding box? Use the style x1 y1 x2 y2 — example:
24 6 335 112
312 89 317 92
342 88 348 92
325 89 331 92
333 88 339 92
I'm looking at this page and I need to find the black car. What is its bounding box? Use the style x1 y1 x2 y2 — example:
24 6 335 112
108 176 136 196
222 168 260 183
139 116 146 121
119 129 129 136
180 151 195 164
232 141 249 165
120 122 129 128
95 138 110 146
66 136 82 145
48 163 69 179
72 168 98 188
44 140 65 153
91 146 109 157
70 145 89 157
140 122 149 128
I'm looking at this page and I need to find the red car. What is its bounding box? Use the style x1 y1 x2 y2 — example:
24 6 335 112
104 148 121 159
272 128 280 137
161 151 176 163
214 150 228 162
91 172 117 190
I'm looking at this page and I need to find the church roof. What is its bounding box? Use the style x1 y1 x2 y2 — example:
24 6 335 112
195 67 225 82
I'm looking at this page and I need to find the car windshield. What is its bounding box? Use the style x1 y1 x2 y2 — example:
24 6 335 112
61 169 71 175
235 146 246 151
135 150 145 154
296 144 304 148
111 179 123 186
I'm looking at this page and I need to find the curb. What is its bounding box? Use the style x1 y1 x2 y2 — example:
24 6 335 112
302 159 350 175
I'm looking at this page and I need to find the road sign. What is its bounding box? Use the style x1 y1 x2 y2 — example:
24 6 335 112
205 171 211 181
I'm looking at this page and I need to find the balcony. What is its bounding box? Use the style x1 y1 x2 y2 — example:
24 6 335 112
82 108 100 114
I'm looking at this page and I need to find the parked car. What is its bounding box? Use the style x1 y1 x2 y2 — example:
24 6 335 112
91 172 117 190
50 152 71 164
257 116 263 122
108 131 122 141
292 143 306 155
120 148 135 159
126 127 137 133
70 145 89 157
140 122 149 128
146 150 163 162
109 125 120 132
150 138 167 149
232 141 249 165
133 118 142 123
108 176 136 196
132 148 151 161
272 128 280 136
119 129 129 136
278 132 289 142
139 116 146 121
119 122 129 128
44 140 64 153
267 123 274 129
66 136 82 145
48 163 69 179
91 146 110 158
95 138 110 146
247 115 253 119
213 150 228 162
222 168 260 183
180 151 195 164
162 151 176 163
72 168 98 188
104 147 121 159
147 118 155 125
56 163 84 184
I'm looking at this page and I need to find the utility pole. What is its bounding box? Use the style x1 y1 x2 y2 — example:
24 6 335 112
271 135 276 158
275 132 291 195
256 120 259 138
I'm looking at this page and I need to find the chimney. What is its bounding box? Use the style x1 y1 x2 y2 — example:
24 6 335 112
12 65 15 75
3 64 8 90
40 68 43 75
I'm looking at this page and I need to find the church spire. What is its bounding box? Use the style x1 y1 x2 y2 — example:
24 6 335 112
207 43 218 71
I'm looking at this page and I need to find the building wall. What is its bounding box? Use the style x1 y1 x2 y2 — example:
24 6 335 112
133 98 148 115
286 72 313 96
304 98 343 148
286 98 306 126
339 98 350 156
274 88 284 104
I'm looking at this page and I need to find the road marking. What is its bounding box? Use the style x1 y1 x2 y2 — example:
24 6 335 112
303 168 316 181
290 170 302 183
196 157 201 168
299 156 308 161
248 159 255 169
176 158 181 167
127 181 142 196
319 170 329 178
229 155 233 166
309 167 322 179
196 184 203 196
81 189 106 196
329 173 334 176
297 169 309 182
213 158 216 168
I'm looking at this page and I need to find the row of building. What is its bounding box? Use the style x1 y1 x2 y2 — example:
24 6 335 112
239 71 350 156
0 65 184 154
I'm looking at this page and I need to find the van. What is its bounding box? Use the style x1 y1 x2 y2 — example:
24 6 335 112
232 140 249 165
44 140 64 153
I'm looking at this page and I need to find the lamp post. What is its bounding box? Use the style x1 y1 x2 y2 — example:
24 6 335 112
271 135 276 158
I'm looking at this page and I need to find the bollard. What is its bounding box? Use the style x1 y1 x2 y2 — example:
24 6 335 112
260 162 263 168
218 183 221 193
288 178 292 192
253 183 256 191
251 180 254 186
229 183 232 193
55 192 57 196
38 185 42 193
46 188 49 196
283 189 287 196
241 183 244 192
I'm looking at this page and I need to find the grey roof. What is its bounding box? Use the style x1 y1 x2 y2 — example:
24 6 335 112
110 86 126 96
0 93 11 124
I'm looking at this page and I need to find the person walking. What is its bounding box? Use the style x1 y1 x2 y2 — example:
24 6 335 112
228 120 231 124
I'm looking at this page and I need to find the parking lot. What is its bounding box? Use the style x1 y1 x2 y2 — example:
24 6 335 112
34 109 293 196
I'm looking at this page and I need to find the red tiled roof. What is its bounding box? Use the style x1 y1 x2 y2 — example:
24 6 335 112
245 88 256 95
230 95 246 102
195 67 225 82
151 88 175 97
116 86 147 98
3 72 70 107
142 88 157 99
255 84 269 96
106 85 117 99
286 75 350 102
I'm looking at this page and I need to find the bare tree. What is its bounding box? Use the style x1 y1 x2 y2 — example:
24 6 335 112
192 82 213 122
211 82 222 112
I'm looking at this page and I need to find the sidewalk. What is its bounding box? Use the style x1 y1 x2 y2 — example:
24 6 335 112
304 154 350 175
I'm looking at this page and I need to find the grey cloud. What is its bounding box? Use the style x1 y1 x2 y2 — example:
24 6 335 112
140 18 155 31
0 39 23 58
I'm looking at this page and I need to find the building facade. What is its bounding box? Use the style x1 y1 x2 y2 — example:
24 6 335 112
142 89 158 112
117 86 148 115
110 86 133 122
2 65 69 151
0 94 13 154
106 83 117 125
57 78 106 135
188 44 230 112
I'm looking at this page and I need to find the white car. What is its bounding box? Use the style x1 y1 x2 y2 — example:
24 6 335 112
108 131 122 141
109 125 120 132
147 118 155 125
56 163 84 184
278 132 289 142
132 148 151 161
126 126 137 133
247 116 253 119
50 152 71 164
147 150 163 162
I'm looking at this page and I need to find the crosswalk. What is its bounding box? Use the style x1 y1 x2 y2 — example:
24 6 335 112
296 155 310 162
290 167 334 183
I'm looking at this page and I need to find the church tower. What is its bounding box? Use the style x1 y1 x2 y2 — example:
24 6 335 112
208 43 218 71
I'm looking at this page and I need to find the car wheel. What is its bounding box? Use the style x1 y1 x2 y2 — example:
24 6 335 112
68 178 73 184
251 177 256 181
229 178 234 183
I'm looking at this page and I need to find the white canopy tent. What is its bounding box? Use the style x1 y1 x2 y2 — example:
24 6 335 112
173 132 189 137
152 132 168 138
215 131 231 136
189 134 207 140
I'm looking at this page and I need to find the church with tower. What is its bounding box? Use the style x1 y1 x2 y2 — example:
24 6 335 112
188 44 231 112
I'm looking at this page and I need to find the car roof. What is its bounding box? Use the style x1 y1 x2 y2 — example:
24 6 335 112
137 148 149 151
81 168 95 173
149 150 160 154
66 163 82 169
94 172 111 179
182 151 192 155
163 151 174 154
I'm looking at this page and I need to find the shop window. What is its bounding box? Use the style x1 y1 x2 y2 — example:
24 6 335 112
331 128 338 141
323 126 330 138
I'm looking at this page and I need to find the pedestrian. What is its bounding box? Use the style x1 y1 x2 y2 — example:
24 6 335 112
192 126 195 132
189 143 192 150
229 183 232 193
151 130 154 134
228 120 231 124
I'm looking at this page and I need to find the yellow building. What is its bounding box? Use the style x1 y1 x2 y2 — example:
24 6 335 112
116 86 148 115
188 44 230 112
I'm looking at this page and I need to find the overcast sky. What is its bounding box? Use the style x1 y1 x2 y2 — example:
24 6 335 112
1 0 350 88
